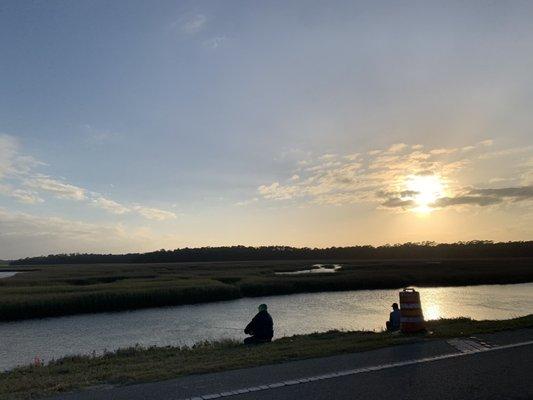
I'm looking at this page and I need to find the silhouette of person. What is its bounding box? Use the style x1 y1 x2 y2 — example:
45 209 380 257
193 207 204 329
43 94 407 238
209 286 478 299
244 304 273 344
386 302 401 331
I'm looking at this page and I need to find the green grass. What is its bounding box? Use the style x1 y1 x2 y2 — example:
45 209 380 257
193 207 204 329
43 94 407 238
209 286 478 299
1 257 532 320
1 315 532 400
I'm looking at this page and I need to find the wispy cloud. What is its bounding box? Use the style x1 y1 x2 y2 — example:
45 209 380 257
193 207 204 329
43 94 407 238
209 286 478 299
0 208 118 240
0 184 43 204
0 134 18 179
431 186 533 208
255 139 533 212
0 133 44 178
132 205 177 221
90 196 177 220
380 186 533 210
0 134 177 221
180 14 207 35
386 143 408 153
25 175 87 201
91 196 130 215
0 207 176 258
81 124 120 145
258 182 300 201
203 35 226 49
235 197 258 207
478 145 533 160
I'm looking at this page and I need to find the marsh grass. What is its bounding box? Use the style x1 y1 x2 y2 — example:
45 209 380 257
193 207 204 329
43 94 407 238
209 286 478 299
1 315 532 400
1 258 532 321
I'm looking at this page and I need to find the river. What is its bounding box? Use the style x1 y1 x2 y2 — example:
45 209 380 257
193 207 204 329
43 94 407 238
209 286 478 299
1 282 532 371
0 272 20 279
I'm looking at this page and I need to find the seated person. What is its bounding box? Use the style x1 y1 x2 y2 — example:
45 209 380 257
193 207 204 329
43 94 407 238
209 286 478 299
244 303 273 344
386 302 401 331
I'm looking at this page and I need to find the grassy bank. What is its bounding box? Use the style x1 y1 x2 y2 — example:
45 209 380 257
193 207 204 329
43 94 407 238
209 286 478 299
1 315 532 400
1 258 532 321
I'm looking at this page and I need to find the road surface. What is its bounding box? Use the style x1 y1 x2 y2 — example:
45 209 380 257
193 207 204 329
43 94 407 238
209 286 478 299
49 329 533 400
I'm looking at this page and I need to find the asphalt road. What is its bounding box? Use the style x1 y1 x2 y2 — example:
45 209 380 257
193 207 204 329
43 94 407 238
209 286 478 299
49 329 533 400
232 345 533 400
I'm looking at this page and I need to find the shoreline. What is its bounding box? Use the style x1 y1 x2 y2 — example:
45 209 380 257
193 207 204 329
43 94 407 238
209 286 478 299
2 315 532 399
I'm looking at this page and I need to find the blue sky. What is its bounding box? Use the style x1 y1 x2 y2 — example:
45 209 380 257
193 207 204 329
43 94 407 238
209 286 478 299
1 1 532 258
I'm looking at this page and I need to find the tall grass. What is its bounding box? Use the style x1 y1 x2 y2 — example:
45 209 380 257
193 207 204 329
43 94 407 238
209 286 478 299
1 257 532 321
0 284 241 320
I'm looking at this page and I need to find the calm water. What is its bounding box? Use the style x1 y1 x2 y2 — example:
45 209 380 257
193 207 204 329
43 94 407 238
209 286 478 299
1 283 532 371
0 272 19 279
275 264 342 275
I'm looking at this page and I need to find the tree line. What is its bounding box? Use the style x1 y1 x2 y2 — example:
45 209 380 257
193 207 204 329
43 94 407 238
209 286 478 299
8 240 533 265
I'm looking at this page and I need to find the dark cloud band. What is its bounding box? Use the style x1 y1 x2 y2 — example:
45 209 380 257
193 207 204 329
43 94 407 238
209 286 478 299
380 185 533 209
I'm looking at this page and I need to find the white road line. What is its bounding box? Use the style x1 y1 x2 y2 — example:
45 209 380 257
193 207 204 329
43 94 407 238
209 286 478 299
182 340 533 400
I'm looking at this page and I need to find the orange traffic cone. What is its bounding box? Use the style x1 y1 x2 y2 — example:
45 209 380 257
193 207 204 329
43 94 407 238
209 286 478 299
400 288 425 333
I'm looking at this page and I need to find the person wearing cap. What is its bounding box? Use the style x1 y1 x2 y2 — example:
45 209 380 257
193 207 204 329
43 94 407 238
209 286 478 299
386 302 401 331
244 304 274 344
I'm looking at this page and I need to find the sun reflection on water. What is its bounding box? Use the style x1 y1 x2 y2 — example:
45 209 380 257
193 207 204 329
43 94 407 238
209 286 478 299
424 303 441 320
417 287 447 320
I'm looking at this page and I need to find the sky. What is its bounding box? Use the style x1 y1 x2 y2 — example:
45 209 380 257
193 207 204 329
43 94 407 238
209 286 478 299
1 0 532 259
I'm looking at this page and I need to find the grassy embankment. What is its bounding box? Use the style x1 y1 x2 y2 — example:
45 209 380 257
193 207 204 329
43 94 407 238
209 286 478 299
1 258 532 321
1 315 532 400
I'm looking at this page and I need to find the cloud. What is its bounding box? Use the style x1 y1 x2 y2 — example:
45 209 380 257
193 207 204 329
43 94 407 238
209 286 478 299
132 205 177 221
255 139 533 212
478 139 494 147
381 185 533 209
180 14 207 34
381 197 416 208
430 148 457 155
431 195 501 207
91 196 130 214
0 134 44 178
478 145 533 160
0 208 114 239
469 186 533 199
9 190 43 204
386 143 408 153
235 197 258 207
203 35 226 49
258 182 300 200
81 124 120 145
0 133 177 221
435 186 533 208
257 142 459 205
0 208 169 258
91 195 178 220
24 175 86 201
0 184 43 204
0 134 18 178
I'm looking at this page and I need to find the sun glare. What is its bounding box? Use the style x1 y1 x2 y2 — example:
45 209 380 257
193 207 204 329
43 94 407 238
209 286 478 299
424 303 441 320
405 175 445 214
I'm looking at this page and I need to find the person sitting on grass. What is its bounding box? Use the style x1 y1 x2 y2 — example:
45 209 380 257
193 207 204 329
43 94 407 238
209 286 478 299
386 302 401 331
244 303 273 344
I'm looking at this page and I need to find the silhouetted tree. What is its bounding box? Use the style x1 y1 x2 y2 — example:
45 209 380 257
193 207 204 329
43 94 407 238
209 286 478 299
8 241 533 265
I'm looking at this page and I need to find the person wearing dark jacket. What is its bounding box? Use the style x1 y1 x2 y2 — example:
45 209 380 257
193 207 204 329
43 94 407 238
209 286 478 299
244 304 273 344
386 302 401 331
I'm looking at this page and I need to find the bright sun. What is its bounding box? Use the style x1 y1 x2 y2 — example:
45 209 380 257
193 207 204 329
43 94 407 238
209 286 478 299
405 175 445 214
